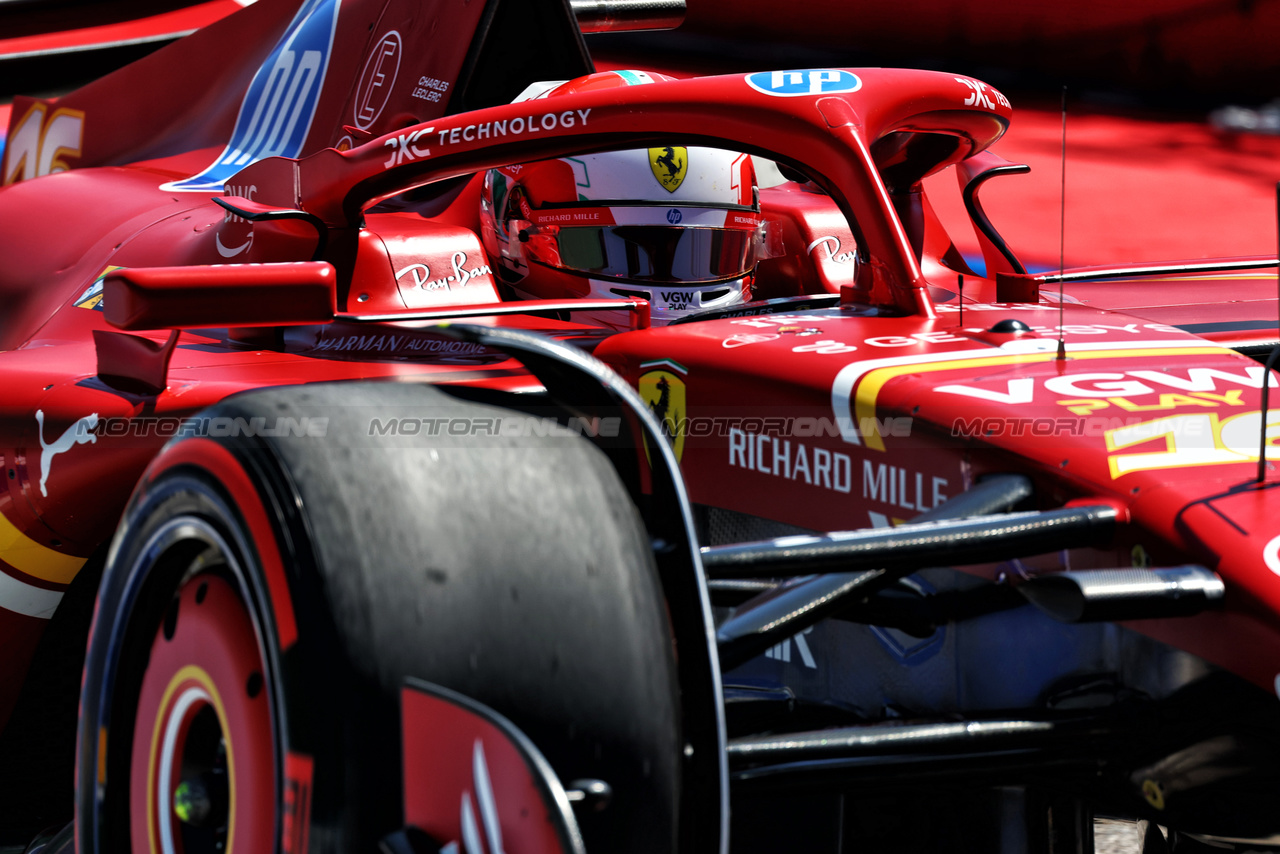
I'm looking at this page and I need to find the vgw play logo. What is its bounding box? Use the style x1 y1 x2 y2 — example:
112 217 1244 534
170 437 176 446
162 0 341 192
745 69 862 97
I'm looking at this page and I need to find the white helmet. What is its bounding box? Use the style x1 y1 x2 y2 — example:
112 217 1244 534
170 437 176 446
480 71 779 328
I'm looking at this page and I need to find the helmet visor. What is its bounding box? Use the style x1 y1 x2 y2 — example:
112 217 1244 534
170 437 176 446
551 225 763 284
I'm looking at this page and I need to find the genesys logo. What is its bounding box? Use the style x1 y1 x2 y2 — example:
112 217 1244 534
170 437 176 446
162 0 342 192
745 69 862 97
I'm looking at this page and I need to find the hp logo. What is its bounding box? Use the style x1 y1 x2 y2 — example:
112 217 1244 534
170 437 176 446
745 70 862 98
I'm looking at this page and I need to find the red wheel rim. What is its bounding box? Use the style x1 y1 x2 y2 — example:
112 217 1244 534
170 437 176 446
130 573 276 854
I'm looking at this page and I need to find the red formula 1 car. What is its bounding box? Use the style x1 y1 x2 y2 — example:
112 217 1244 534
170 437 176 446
2 1 1279 853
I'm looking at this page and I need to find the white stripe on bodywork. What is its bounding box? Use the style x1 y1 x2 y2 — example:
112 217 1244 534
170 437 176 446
831 339 1238 446
0 569 63 618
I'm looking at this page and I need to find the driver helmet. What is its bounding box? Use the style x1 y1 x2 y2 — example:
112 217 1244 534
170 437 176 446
480 70 780 328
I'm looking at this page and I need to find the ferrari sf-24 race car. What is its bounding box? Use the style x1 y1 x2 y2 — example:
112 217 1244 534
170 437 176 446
1 0 1279 852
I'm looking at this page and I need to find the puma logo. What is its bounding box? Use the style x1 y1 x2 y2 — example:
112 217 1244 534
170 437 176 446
36 409 98 497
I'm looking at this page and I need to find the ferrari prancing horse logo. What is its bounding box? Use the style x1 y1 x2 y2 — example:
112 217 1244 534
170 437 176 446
648 146 687 193
639 361 687 463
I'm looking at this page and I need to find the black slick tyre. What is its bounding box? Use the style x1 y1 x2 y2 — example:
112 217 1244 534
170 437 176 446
78 380 683 853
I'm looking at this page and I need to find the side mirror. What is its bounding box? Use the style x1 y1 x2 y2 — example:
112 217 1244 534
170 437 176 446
103 262 337 330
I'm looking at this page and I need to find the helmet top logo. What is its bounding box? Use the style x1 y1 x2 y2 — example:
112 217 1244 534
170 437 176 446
649 146 688 193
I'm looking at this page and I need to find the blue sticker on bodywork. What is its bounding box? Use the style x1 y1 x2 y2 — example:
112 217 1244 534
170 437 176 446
162 0 341 192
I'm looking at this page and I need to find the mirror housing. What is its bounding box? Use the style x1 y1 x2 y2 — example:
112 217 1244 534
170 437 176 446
103 262 336 330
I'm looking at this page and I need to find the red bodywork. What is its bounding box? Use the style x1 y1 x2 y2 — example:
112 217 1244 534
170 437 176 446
0 0 246 63
0 0 1278 815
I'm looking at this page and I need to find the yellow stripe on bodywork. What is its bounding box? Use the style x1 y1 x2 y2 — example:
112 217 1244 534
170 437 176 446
0 509 85 584
851 345 1227 451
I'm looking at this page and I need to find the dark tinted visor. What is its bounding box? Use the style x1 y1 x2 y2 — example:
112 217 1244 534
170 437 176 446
555 226 758 283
